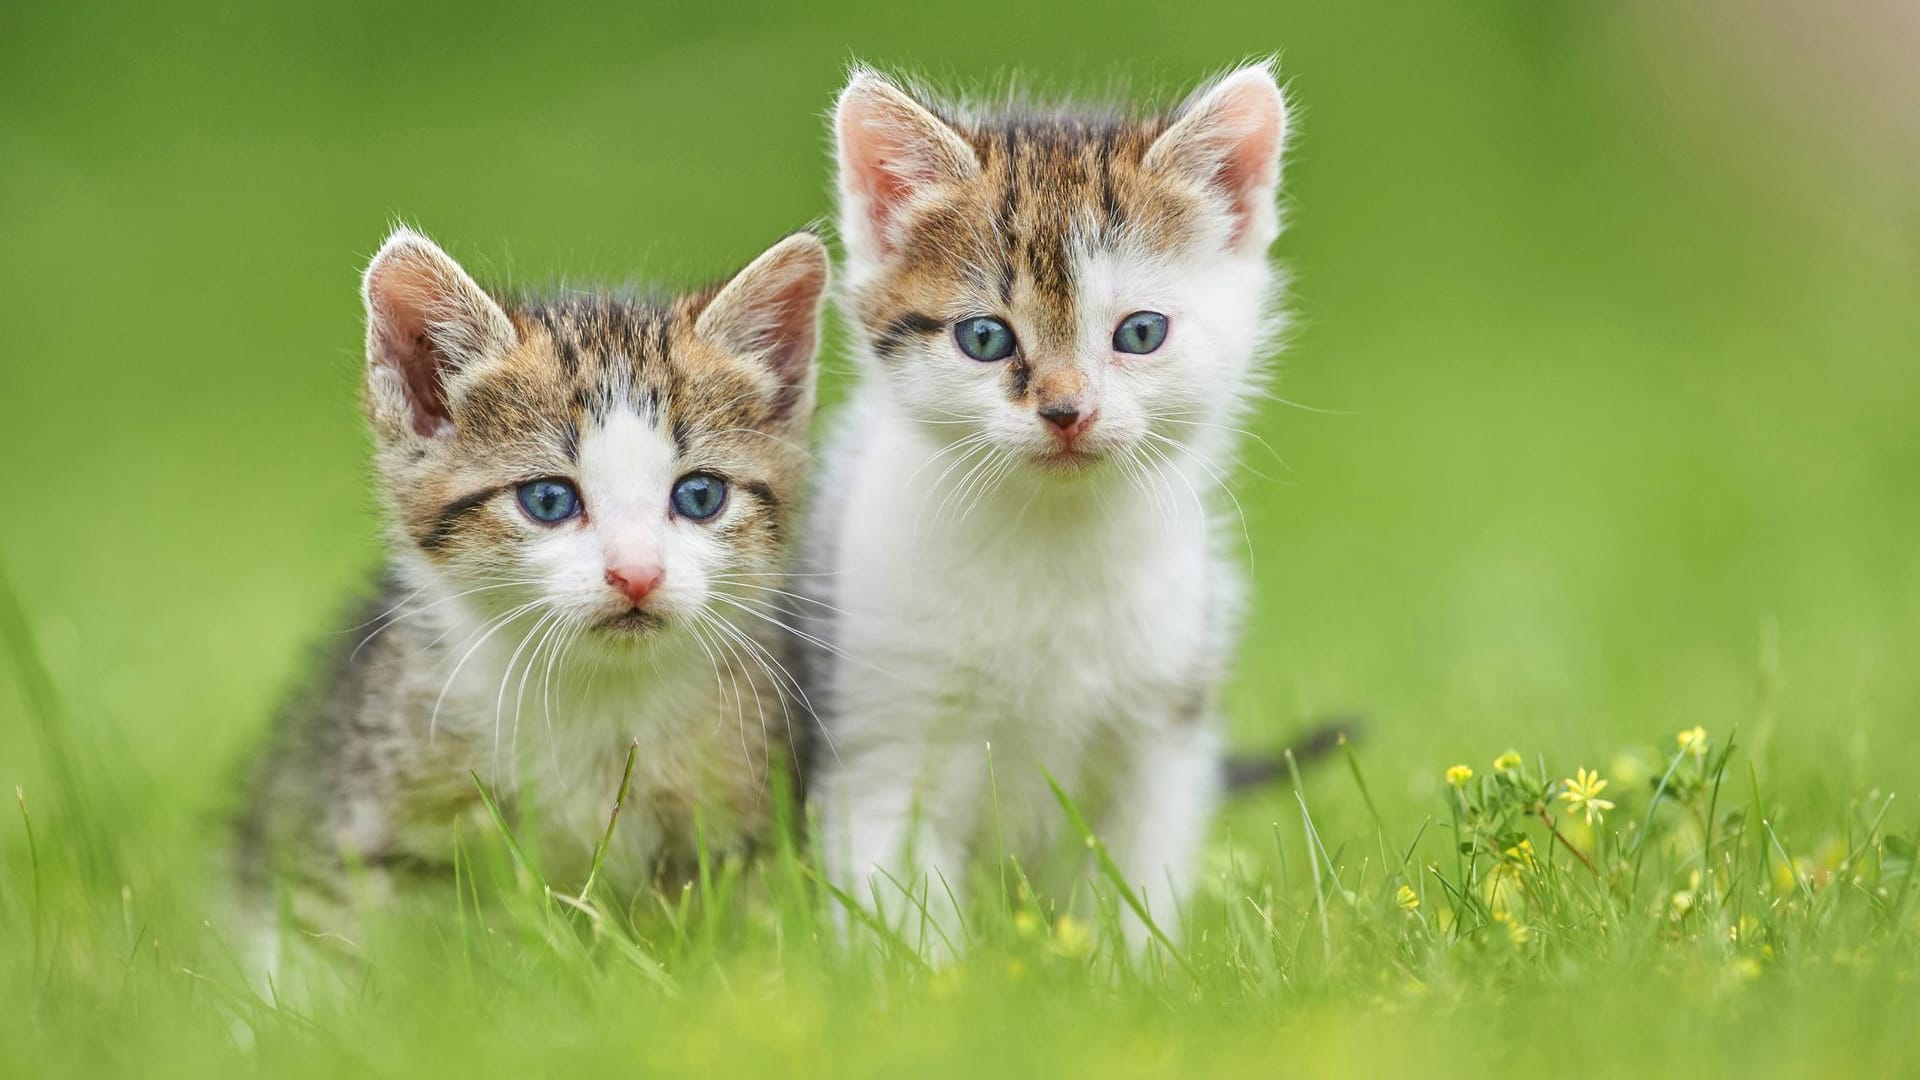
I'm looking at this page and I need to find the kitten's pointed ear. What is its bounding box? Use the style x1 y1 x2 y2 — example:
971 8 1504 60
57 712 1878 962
362 227 517 439
1145 63 1290 254
695 232 830 430
834 68 979 260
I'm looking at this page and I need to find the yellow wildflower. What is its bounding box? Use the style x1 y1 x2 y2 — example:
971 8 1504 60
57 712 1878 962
1395 885 1420 913
1559 767 1614 827
1446 764 1474 788
928 968 964 999
1493 750 1524 774
1012 910 1041 938
1502 837 1537 868
1484 862 1526 917
1050 915 1093 959
1677 726 1708 758
1491 909 1530 945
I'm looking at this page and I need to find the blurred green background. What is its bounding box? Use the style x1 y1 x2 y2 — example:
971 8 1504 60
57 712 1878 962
2 0 1915 844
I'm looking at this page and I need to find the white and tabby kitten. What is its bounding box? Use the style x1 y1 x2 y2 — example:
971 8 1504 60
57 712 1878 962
804 64 1290 951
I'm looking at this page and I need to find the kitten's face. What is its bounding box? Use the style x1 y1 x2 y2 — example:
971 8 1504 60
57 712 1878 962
835 67 1288 476
361 230 826 650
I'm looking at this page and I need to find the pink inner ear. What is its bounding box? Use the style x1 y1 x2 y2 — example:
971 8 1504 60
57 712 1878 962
366 245 483 440
1160 73 1287 250
370 302 451 437
840 103 917 251
755 261 827 422
1212 95 1283 246
836 81 977 256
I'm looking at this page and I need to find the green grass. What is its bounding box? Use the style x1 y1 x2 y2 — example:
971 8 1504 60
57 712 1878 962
5 658 1918 1076
4 0 1918 1075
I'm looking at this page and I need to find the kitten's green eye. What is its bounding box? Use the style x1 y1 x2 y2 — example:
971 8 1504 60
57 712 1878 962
671 473 728 522
954 316 1017 362
517 479 582 524
1113 311 1169 355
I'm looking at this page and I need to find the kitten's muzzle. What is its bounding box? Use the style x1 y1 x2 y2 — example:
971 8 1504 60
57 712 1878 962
1030 403 1104 470
597 564 667 635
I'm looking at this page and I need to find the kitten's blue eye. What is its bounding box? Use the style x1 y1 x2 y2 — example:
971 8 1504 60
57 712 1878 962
953 316 1017 362
670 473 728 522
1113 311 1169 355
516 479 582 524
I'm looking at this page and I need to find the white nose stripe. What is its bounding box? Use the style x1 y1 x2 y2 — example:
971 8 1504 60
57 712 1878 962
577 405 675 535
603 535 662 567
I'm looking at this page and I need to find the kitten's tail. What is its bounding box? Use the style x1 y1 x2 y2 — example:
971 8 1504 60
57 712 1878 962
1221 717 1362 795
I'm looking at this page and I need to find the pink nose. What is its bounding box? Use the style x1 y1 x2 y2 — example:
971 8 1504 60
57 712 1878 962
606 564 664 604
1040 404 1096 443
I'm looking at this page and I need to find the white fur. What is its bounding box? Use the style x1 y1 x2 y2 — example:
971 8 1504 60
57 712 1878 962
810 76 1288 959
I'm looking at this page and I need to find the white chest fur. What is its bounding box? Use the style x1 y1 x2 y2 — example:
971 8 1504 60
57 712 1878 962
385 585 764 886
816 397 1235 867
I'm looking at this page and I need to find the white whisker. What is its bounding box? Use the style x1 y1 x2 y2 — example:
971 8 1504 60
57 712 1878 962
428 598 544 748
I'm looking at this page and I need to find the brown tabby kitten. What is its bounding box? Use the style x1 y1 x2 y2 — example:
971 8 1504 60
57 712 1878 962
237 226 827 964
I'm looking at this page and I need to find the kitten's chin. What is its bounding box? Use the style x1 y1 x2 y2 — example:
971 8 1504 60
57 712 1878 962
1026 446 1108 476
593 608 669 639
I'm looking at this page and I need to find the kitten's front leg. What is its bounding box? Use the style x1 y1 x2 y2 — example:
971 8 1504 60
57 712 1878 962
1098 719 1222 953
817 750 969 962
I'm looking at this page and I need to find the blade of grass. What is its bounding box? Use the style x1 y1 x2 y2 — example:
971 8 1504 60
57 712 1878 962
469 771 539 887
1762 817 1817 907
1629 744 1692 892
1817 793 1895 925
1396 816 1434 880
805 866 933 973
1287 749 1339 965
1040 766 1199 983
17 786 43 978
1294 786 1334 966
0 568 114 882
577 739 640 904
1339 734 1392 874
869 865 959 960
1698 726 1736 907
986 740 1009 921
766 751 817 944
